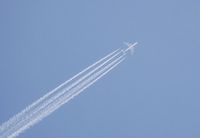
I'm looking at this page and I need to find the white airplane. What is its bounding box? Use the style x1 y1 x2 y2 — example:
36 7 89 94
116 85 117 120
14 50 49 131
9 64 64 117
123 42 138 55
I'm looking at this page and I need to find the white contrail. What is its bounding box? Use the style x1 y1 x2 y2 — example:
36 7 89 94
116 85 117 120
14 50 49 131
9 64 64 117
0 49 120 132
0 49 120 133
11 52 125 137
0 48 127 138
7 53 126 138
0 49 123 136
4 53 125 138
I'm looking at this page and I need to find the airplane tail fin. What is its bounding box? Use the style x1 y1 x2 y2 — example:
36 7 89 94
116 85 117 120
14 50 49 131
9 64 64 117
123 41 138 55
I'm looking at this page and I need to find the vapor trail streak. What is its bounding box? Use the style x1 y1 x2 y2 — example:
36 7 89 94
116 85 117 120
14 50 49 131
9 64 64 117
4 51 125 138
1 49 122 135
0 49 120 132
0 49 120 133
0 48 127 138
8 54 125 138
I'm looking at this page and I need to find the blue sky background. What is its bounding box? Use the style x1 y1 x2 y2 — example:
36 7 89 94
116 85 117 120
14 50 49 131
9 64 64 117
0 0 200 137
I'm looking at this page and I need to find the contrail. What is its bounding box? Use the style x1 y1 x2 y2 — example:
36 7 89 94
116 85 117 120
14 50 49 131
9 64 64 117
0 49 120 133
0 49 122 132
1 50 124 138
0 49 120 132
6 53 126 138
0 45 134 138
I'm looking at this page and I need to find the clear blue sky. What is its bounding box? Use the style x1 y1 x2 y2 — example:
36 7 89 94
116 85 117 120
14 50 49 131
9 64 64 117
0 0 200 137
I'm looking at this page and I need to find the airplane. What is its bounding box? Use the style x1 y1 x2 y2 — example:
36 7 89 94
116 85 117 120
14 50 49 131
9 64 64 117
123 42 138 55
